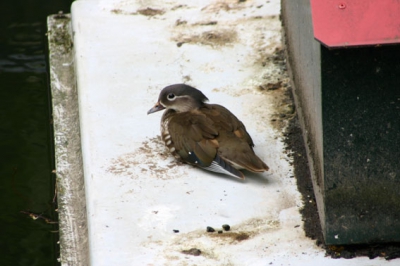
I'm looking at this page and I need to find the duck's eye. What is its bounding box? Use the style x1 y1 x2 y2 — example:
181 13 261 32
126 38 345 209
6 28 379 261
167 93 176 101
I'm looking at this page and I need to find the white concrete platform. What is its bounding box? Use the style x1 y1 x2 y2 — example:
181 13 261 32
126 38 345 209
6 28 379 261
64 0 396 265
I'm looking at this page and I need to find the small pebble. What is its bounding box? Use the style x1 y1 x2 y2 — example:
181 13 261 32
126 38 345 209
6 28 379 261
218 230 223 234
173 229 179 233
206 226 215 232
222 224 230 231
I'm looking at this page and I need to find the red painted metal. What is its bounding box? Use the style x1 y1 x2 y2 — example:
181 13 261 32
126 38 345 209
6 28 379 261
310 0 400 47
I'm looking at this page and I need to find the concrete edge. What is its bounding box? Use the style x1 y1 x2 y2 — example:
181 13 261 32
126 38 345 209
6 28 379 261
47 13 90 266
280 0 326 237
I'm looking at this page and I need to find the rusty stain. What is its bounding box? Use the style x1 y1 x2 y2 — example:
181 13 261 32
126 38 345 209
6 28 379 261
208 231 250 242
106 136 187 179
137 7 165 16
173 29 237 47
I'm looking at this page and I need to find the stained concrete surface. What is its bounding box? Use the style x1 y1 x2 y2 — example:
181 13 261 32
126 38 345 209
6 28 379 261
48 0 398 264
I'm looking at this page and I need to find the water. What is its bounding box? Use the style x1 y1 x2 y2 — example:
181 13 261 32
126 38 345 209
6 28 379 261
0 1 73 265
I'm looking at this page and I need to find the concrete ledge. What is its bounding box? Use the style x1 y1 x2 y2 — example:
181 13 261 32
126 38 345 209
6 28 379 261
48 14 89 265
47 0 396 264
281 0 325 236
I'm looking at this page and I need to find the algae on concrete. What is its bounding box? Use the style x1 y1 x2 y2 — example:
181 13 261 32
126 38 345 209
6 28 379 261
47 14 89 265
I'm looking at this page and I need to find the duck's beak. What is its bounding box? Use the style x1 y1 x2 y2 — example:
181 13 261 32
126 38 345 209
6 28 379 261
147 102 165 115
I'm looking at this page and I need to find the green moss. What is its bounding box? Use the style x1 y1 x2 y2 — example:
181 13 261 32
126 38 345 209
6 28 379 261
48 16 73 54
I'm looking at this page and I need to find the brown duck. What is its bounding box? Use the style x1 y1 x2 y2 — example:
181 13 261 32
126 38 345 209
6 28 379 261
147 84 269 179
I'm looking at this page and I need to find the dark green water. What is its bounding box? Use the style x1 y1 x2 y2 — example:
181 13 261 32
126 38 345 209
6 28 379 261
0 1 73 265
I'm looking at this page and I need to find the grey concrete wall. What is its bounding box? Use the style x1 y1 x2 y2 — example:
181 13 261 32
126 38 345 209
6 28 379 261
282 0 400 245
321 44 400 245
281 0 325 235
48 14 90 265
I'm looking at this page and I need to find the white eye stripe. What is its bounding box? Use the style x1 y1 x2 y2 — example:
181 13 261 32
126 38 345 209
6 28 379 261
167 93 176 101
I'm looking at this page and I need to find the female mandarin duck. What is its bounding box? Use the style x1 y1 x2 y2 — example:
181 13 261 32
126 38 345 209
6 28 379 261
147 84 269 179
